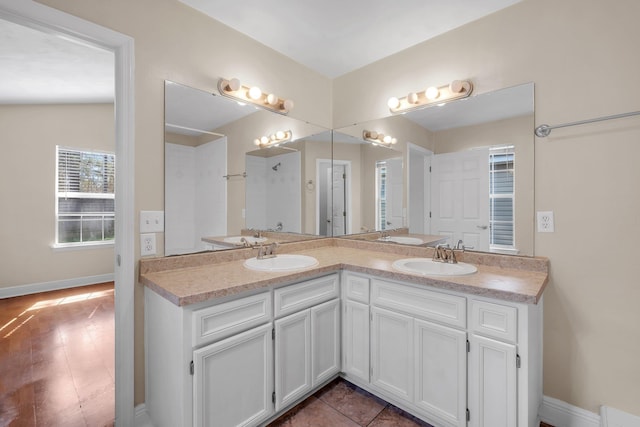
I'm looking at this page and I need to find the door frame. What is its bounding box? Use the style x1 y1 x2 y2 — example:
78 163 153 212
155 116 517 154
406 143 432 234
0 1 136 425
331 159 352 235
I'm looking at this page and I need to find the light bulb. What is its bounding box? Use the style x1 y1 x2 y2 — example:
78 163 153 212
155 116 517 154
248 86 262 100
228 78 241 91
266 93 278 105
275 130 285 140
407 92 419 104
425 86 440 100
260 136 269 145
391 138 398 144
383 135 392 144
270 134 277 141
254 138 261 146
387 97 400 109
283 99 294 111
449 80 464 93
368 131 378 140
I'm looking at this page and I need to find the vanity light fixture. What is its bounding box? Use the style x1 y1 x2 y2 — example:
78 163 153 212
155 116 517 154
362 130 398 147
387 79 473 113
218 77 294 115
253 130 292 148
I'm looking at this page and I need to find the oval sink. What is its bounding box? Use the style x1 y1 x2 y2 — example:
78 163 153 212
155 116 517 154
224 236 268 245
378 236 424 245
392 258 477 276
243 254 319 272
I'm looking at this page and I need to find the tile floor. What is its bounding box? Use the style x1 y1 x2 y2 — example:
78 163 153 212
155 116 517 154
267 379 434 427
0 282 115 427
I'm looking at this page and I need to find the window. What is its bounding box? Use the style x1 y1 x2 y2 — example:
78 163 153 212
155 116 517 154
489 146 515 250
56 147 115 246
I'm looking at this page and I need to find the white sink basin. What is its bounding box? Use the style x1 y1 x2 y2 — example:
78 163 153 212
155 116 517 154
392 258 477 276
243 254 319 272
378 236 424 245
223 236 268 245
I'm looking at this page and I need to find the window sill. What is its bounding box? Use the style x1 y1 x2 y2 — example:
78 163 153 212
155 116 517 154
52 241 115 252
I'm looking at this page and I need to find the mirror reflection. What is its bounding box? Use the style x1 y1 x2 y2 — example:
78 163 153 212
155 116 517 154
164 81 330 256
335 83 534 256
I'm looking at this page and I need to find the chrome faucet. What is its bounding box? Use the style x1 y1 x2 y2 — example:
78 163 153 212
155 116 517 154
433 243 458 264
255 242 278 259
380 230 390 240
239 237 252 248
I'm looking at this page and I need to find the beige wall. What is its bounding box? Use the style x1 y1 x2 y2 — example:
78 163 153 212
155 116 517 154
0 104 115 288
33 0 640 415
334 0 640 416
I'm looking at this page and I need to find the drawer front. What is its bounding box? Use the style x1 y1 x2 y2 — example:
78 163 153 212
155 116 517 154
344 274 370 304
470 299 517 343
371 279 466 329
274 274 339 318
192 291 271 347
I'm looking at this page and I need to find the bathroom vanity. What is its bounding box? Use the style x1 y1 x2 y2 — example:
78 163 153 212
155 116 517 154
140 238 547 427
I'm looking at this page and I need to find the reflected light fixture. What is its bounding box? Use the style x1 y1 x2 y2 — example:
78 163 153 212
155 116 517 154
254 130 292 148
362 130 398 147
387 79 473 113
218 77 294 115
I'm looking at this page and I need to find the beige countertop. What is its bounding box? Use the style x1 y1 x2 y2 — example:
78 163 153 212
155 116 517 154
140 238 548 308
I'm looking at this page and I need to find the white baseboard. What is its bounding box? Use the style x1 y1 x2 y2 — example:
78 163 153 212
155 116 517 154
601 406 640 427
135 404 154 427
0 273 114 299
540 395 601 427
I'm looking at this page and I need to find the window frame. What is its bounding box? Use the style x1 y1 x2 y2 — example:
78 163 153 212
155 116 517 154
489 145 516 252
54 146 115 248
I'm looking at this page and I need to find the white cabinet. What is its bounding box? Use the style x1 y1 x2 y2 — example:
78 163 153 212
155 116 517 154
274 309 311 410
343 300 370 382
273 275 340 412
468 334 517 427
371 306 414 402
193 324 273 427
414 318 467 427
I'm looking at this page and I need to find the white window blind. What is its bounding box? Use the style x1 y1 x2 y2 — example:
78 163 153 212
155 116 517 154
56 147 115 245
489 146 515 250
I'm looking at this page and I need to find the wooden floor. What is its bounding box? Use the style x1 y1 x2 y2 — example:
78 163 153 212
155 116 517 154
0 282 115 427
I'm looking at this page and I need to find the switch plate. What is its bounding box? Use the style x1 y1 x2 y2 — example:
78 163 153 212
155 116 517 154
140 233 156 256
140 211 164 233
537 211 555 232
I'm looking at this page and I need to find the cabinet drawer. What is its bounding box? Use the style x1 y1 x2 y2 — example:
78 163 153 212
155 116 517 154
470 299 517 343
371 279 466 329
192 291 271 347
274 274 339 318
344 274 370 304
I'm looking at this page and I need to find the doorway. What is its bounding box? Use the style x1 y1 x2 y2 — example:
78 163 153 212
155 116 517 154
0 2 135 425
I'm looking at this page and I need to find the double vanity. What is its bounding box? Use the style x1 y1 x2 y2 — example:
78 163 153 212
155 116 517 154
140 237 548 427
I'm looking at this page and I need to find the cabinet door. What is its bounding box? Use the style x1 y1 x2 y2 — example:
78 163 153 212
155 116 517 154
371 306 413 402
311 299 341 386
343 300 370 383
414 319 467 427
468 334 517 427
274 309 311 411
193 323 273 427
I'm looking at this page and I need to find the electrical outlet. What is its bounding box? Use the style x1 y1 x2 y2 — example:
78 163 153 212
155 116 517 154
537 211 555 232
140 233 156 256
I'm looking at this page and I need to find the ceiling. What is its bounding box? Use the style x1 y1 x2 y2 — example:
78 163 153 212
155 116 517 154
0 19 114 104
179 0 522 78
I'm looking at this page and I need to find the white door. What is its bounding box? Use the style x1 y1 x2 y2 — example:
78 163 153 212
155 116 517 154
431 149 490 251
468 334 517 427
311 299 341 386
343 300 370 383
371 306 413 402
414 319 467 427
385 157 404 229
275 310 312 410
332 164 347 236
193 324 273 427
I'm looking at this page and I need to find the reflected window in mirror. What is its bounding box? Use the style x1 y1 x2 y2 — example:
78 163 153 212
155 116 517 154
489 145 515 251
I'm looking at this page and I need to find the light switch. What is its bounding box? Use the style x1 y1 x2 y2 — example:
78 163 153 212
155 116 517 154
140 211 164 233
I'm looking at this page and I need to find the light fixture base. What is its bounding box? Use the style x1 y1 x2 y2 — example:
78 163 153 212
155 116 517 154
218 78 292 115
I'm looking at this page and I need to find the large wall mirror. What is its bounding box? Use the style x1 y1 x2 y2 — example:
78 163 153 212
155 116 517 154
334 83 535 256
164 81 330 256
